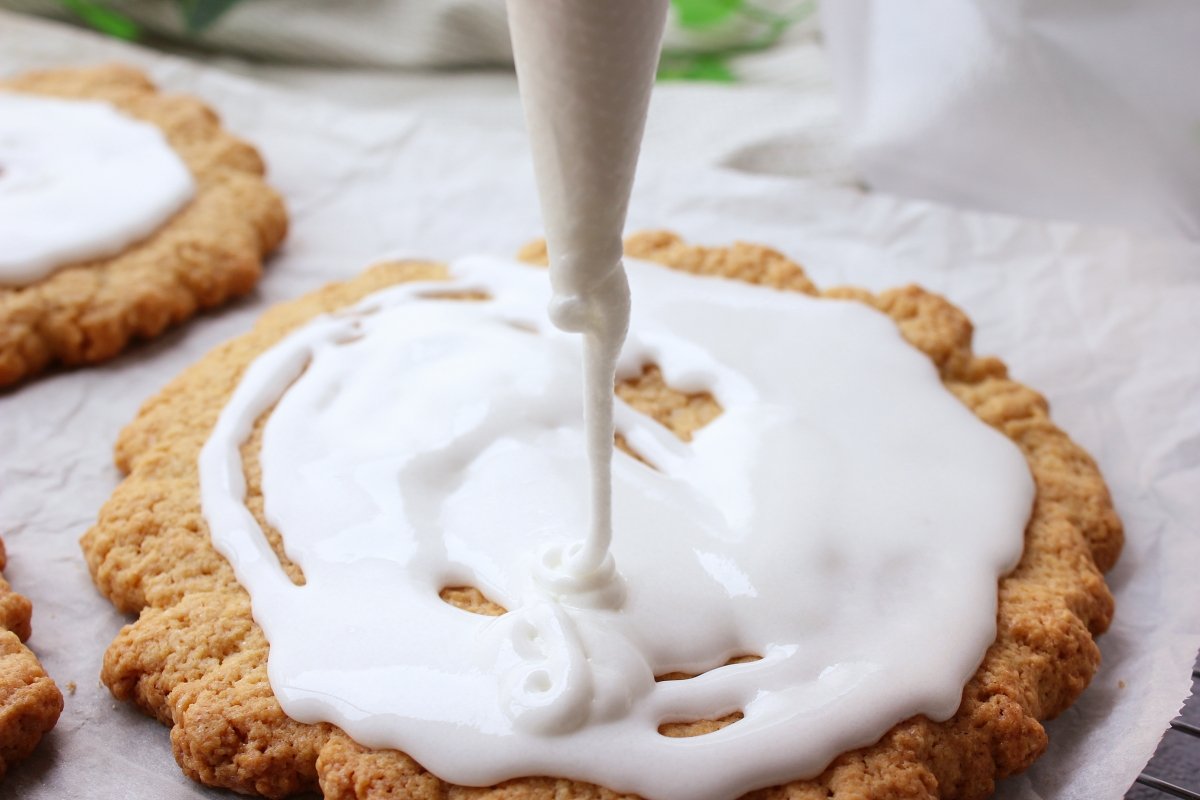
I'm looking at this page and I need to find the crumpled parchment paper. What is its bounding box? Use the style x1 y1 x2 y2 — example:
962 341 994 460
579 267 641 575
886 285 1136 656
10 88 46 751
0 12 1197 800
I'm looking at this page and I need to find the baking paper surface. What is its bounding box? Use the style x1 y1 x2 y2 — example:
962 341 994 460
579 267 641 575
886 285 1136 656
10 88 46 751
0 13 1197 800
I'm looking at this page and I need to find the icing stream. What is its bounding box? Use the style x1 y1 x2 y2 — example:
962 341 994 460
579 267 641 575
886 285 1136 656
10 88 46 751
507 0 669 593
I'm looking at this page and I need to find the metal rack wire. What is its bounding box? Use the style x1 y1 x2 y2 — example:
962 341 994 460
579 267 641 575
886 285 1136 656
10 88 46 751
1133 667 1200 800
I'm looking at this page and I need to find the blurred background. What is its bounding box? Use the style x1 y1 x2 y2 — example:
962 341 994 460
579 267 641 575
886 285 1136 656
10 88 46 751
3 0 1199 240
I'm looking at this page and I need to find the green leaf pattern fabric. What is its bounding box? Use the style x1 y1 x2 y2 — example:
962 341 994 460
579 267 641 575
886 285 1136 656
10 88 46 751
662 0 812 81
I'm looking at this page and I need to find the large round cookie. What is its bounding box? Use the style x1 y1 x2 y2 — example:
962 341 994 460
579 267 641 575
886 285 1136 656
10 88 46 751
80 232 1121 799
0 65 287 388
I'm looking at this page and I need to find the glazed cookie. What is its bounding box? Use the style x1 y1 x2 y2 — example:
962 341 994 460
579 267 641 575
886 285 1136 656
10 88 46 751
81 232 1121 799
0 535 63 781
0 64 287 388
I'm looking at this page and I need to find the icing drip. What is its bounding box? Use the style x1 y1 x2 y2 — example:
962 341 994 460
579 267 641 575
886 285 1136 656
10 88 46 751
200 255 1034 800
0 93 195 286
507 0 669 595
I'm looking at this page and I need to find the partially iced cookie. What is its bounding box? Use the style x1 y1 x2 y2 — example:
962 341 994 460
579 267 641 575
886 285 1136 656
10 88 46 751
0 64 287 387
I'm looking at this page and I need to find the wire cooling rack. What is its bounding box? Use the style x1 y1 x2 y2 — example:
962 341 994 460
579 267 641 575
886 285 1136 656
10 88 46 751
1130 664 1200 800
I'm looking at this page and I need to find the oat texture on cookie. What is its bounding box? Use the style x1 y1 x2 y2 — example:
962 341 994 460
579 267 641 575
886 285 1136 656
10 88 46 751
0 65 288 388
0 535 63 782
81 232 1122 800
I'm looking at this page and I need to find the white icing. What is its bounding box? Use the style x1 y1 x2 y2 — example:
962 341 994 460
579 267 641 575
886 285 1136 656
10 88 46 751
0 93 195 286
200 255 1034 800
507 0 668 589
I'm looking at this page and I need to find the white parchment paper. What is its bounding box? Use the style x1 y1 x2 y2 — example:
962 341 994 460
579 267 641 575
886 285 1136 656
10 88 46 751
0 13 1197 800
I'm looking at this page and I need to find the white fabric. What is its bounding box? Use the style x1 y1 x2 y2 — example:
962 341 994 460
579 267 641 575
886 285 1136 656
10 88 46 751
821 0 1200 240
205 49 852 185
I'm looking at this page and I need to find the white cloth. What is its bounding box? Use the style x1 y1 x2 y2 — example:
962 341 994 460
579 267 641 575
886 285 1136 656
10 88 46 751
821 0 1200 240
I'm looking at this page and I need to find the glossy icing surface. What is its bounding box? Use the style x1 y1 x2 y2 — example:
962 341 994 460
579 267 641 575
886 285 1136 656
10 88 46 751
0 93 194 286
